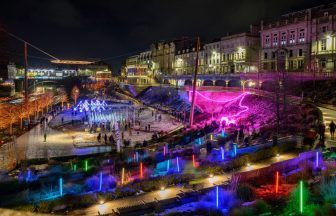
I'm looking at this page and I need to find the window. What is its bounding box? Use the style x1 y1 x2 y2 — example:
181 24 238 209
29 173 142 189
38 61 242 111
271 62 275 70
299 30 305 43
299 49 303 57
265 35 270 47
321 59 326 68
263 62 268 70
264 52 268 59
321 39 327 51
322 26 328 33
272 52 276 59
281 33 287 45
324 12 329 17
289 31 296 44
289 50 293 57
273 34 278 46
298 60 304 69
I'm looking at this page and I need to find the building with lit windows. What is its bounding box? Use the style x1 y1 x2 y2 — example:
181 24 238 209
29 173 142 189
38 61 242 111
220 25 260 73
150 41 175 76
173 38 204 76
14 61 112 80
311 5 336 73
204 39 221 74
260 9 312 72
124 51 154 85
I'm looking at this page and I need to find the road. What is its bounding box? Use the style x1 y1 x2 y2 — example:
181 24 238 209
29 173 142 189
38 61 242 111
71 152 297 216
318 105 336 148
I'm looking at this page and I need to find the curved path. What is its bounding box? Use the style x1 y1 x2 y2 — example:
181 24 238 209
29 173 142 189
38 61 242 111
72 153 297 215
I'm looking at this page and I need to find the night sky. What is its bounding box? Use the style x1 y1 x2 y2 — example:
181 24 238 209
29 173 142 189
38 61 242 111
0 0 335 73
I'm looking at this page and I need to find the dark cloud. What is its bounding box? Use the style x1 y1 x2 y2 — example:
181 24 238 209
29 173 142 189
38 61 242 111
0 0 334 72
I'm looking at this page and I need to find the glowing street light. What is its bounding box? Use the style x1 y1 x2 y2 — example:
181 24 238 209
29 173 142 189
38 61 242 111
121 168 125 185
300 180 303 213
59 178 63 196
99 172 103 191
140 162 143 178
216 186 219 209
192 154 196 168
275 171 279 194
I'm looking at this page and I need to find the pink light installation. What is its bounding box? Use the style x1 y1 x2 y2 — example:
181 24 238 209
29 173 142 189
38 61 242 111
188 90 250 125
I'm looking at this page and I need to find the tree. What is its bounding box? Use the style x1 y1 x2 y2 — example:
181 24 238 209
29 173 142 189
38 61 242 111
17 102 30 129
44 92 54 112
71 86 80 104
59 90 68 109
1 104 19 135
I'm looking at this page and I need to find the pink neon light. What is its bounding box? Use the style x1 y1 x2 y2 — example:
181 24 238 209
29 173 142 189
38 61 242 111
188 91 250 125
190 91 249 104
220 117 236 125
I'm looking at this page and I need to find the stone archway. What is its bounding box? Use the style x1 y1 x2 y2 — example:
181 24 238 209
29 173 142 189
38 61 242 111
214 80 226 87
163 79 170 85
184 79 192 86
203 79 214 86
228 79 241 87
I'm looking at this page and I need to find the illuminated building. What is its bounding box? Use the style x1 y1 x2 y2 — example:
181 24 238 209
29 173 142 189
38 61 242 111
220 25 260 73
124 51 154 85
150 41 175 76
124 38 192 85
260 9 312 72
260 3 336 73
311 5 336 73
14 60 112 80
174 38 205 76
204 39 221 74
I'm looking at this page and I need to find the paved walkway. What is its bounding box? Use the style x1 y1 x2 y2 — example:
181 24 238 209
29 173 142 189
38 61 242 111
318 105 336 148
0 122 111 166
72 152 297 216
17 123 111 160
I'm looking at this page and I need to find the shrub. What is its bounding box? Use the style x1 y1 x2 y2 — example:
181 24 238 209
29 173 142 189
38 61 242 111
253 199 271 215
319 177 336 204
236 184 255 202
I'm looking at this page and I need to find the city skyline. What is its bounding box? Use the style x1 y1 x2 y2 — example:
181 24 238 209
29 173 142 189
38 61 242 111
0 0 335 72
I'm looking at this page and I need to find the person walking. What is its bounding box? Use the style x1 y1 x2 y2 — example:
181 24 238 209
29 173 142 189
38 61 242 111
97 133 101 142
104 134 108 144
330 120 336 139
44 133 47 142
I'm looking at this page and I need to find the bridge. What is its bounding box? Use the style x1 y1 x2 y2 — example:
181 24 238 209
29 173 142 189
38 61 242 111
163 72 336 88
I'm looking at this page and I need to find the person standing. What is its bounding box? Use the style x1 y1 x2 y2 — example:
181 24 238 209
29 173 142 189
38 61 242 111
330 120 336 139
44 133 47 142
104 134 108 144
